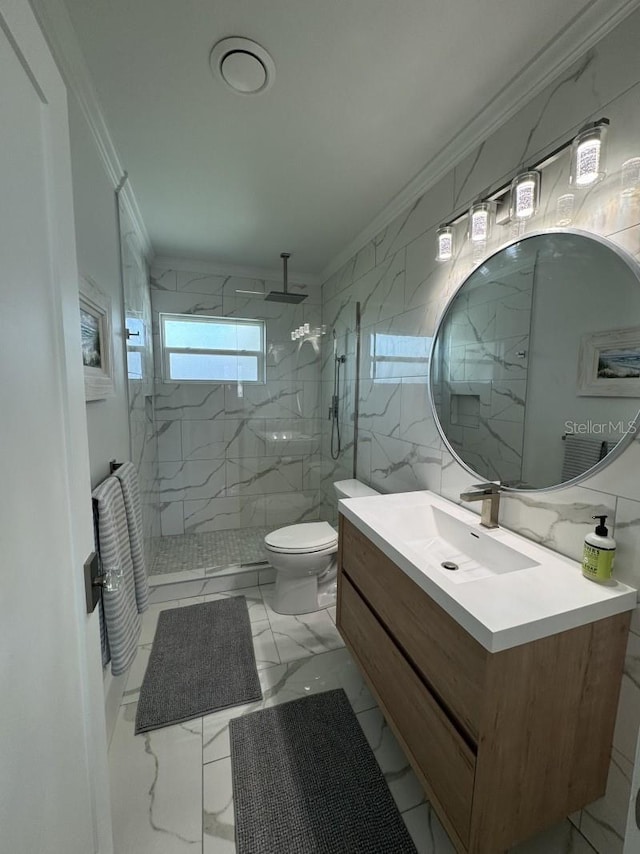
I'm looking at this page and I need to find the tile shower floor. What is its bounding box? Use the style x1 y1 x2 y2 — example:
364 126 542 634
110 582 598 854
150 527 273 576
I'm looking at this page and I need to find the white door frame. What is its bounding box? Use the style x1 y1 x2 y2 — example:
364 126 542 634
0 1 113 851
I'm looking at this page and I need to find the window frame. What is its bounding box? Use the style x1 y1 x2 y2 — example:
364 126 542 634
159 312 266 384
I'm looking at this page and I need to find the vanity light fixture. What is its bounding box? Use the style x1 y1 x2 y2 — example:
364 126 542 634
570 119 609 188
510 170 541 220
469 201 493 244
436 225 454 262
434 116 610 258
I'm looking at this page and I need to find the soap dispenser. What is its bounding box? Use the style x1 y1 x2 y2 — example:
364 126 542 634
582 515 616 583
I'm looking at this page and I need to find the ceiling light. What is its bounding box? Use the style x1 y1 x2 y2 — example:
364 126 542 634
210 38 275 95
570 120 608 188
436 226 454 262
510 171 540 220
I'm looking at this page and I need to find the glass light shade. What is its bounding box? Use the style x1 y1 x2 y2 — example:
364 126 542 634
570 123 608 187
469 202 492 244
510 171 540 220
556 193 575 226
303 323 310 334
436 226 454 261
621 158 640 197
291 331 297 341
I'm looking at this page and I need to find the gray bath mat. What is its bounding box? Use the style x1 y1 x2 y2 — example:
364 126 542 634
230 689 417 853
135 597 262 734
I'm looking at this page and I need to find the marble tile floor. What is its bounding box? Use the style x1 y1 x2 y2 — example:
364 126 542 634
150 526 273 576
110 581 598 854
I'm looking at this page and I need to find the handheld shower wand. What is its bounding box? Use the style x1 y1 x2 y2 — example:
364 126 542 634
330 329 346 460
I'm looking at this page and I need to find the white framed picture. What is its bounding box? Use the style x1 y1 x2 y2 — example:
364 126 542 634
578 326 640 397
79 275 114 401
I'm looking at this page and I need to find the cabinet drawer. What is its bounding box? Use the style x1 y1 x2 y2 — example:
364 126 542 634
340 516 487 741
339 574 475 846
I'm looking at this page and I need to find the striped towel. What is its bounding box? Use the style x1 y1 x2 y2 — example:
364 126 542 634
562 434 608 481
92 476 141 676
113 461 149 613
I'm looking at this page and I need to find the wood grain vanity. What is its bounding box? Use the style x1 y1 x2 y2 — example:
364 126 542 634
336 515 631 853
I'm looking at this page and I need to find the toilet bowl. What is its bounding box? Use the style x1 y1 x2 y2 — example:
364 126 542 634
264 479 379 615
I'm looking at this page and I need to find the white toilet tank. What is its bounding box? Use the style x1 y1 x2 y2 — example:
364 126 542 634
333 479 379 499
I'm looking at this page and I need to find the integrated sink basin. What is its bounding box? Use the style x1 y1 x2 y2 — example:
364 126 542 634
337 489 637 652
405 505 539 584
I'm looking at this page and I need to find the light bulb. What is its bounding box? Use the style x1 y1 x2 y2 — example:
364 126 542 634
510 171 540 220
575 140 600 185
570 122 608 188
436 226 454 261
469 202 492 244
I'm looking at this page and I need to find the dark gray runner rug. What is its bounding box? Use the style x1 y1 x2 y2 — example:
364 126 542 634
230 689 418 853
135 597 261 734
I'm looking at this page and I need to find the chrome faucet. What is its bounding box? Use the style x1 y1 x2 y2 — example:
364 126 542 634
459 482 501 529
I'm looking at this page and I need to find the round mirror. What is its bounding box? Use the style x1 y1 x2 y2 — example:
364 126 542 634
429 230 640 490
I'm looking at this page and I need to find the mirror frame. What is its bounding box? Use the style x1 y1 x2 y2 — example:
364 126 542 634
427 228 640 493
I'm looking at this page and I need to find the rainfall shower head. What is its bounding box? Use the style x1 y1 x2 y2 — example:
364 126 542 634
265 290 307 304
265 253 307 303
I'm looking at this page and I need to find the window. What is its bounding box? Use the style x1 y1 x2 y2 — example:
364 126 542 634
126 315 145 380
370 332 432 383
160 313 265 383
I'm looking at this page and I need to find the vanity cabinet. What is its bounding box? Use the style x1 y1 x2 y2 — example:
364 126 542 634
337 516 631 854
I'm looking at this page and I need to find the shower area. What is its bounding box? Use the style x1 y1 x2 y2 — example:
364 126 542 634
141 255 336 585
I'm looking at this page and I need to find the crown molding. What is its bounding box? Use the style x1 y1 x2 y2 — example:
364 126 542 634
319 0 640 284
152 255 321 287
29 0 153 260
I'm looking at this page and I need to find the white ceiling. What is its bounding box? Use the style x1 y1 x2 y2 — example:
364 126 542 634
61 0 625 276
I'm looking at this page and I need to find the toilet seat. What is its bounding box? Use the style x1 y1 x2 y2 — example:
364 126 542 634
264 522 338 554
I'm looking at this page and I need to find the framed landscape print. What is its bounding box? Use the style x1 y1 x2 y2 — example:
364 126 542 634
79 275 114 401
578 326 640 397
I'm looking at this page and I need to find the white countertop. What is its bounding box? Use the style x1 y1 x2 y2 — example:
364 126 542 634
338 490 637 652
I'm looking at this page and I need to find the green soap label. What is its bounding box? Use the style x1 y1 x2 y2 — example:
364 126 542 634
582 544 615 581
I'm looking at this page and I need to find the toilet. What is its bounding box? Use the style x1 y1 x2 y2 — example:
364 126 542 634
264 479 379 615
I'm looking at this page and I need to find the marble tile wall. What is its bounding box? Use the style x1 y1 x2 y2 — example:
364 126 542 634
149 267 323 538
320 9 640 852
119 202 161 564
